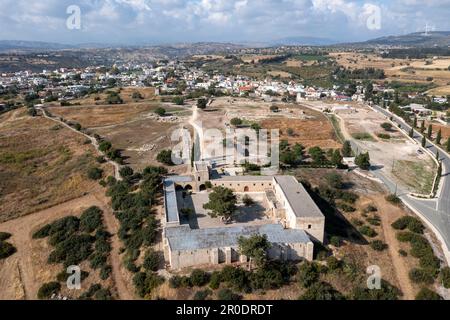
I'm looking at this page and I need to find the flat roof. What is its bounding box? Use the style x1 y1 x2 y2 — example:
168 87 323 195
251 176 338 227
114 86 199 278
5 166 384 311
274 176 324 219
165 224 311 251
214 176 274 182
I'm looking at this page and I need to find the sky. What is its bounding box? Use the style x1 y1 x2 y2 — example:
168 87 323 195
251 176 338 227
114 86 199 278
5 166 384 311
0 0 449 45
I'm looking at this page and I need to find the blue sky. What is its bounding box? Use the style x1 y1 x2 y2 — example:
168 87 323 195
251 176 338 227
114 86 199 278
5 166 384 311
0 0 449 44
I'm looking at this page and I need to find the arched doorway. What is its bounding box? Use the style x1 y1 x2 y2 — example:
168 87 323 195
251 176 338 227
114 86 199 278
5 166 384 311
184 185 193 191
244 186 250 192
199 184 207 192
175 185 184 192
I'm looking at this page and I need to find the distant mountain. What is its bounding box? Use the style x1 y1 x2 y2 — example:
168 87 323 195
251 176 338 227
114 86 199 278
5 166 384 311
0 40 75 52
344 31 450 48
271 36 337 46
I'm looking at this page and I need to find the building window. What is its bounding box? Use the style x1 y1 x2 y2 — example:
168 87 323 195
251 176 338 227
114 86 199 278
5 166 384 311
308 225 312 229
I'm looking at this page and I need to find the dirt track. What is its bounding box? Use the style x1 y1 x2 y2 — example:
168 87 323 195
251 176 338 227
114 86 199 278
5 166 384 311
0 191 135 300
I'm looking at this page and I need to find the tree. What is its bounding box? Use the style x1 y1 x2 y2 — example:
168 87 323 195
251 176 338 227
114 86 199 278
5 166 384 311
409 128 414 138
270 105 279 113
355 152 371 170
197 98 208 109
119 166 134 179
364 82 373 101
412 116 417 128
421 135 427 148
143 250 160 272
380 122 393 131
203 187 237 222
415 288 443 300
87 167 103 180
297 262 319 288
331 150 343 167
157 150 174 165
342 141 352 157
447 138 450 152
436 129 442 145
238 234 271 271
0 241 16 259
326 172 343 189
242 195 254 207
230 118 243 127
190 269 210 287
155 107 166 117
37 282 61 300
287 128 295 136
172 96 184 105
299 282 345 300
420 120 425 133
427 124 433 139
251 123 261 133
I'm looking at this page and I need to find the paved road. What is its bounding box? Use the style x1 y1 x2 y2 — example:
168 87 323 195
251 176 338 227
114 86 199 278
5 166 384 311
369 104 450 262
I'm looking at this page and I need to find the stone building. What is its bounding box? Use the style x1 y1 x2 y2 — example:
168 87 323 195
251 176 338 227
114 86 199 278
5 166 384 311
162 163 325 270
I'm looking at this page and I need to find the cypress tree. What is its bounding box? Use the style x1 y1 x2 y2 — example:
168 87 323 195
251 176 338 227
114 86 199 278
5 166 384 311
422 135 427 148
436 129 442 145
427 124 433 139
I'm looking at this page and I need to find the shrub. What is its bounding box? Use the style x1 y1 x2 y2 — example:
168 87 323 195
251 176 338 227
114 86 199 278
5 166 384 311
94 288 113 300
367 216 381 226
377 133 391 140
415 288 442 300
398 249 408 257
352 280 400 300
386 194 401 205
326 256 342 272
193 289 212 300
89 253 107 270
154 107 166 117
100 265 112 280
299 282 345 300
337 203 356 213
143 250 160 272
37 282 61 299
217 288 241 300
209 271 222 290
99 141 112 152
0 232 12 241
80 206 103 233
190 269 210 287
440 267 450 289
87 167 104 180
370 240 388 251
0 241 16 259
330 236 341 247
133 272 164 298
363 205 378 213
409 268 434 284
392 216 424 234
156 150 174 165
230 118 243 126
358 226 378 238
297 262 319 288
169 275 182 289
326 173 343 189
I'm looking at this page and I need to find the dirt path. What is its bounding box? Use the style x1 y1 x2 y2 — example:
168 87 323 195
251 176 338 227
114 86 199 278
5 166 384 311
0 191 134 300
373 196 415 300
37 107 122 180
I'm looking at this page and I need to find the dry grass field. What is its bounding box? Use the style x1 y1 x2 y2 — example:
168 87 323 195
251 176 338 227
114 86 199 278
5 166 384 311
331 52 450 95
0 109 111 222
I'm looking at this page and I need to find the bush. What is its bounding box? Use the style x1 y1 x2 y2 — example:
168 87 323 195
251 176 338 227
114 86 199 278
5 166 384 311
100 265 112 280
94 288 113 300
326 173 343 189
193 289 212 300
352 280 399 300
33 224 52 239
398 249 408 257
80 206 103 233
0 232 12 241
190 269 210 287
37 282 61 299
366 216 381 226
230 118 243 126
363 205 378 213
440 267 450 289
157 150 174 165
217 288 241 300
370 240 388 251
133 272 164 298
337 203 356 213
169 275 182 289
409 268 434 284
155 107 167 116
87 167 104 180
297 262 319 288
415 288 442 300
329 236 341 247
299 282 345 300
143 250 160 272
386 194 401 205
326 256 342 272
209 271 222 290
0 241 16 259
392 216 424 234
89 253 107 270
358 226 377 238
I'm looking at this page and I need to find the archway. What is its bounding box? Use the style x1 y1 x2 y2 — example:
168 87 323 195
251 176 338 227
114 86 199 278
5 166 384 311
184 185 193 191
199 184 207 192
244 186 250 192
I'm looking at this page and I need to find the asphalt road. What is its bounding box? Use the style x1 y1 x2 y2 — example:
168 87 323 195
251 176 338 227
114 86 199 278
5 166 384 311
368 104 450 261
